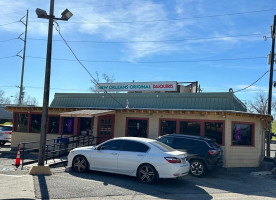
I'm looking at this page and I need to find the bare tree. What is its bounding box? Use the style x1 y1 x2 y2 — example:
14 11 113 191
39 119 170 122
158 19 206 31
13 92 39 106
248 93 276 115
90 71 115 92
0 90 11 104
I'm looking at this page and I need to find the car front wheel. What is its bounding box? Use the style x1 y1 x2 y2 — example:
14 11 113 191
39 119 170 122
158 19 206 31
72 155 88 173
137 164 158 184
190 159 206 177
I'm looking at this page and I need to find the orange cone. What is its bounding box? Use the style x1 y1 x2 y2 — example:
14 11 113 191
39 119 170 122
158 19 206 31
15 148 20 167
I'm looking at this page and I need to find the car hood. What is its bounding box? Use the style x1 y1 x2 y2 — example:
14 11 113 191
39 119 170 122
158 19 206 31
72 146 95 151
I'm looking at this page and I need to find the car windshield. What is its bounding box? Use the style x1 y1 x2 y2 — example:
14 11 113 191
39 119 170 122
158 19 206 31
150 141 176 152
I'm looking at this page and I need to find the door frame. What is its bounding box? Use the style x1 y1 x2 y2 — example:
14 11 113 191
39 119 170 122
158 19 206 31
97 114 115 143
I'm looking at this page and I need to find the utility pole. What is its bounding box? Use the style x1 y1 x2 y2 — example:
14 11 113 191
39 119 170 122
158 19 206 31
38 0 55 167
31 0 72 172
267 15 276 157
17 10 28 105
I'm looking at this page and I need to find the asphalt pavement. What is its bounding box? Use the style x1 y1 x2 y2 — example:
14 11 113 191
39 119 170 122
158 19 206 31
1 143 276 200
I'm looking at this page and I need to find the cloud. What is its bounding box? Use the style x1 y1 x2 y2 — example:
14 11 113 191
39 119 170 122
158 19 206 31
0 0 268 60
64 0 194 61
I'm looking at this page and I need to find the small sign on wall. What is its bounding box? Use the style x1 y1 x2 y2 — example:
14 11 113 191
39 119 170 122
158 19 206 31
236 126 241 141
67 119 73 133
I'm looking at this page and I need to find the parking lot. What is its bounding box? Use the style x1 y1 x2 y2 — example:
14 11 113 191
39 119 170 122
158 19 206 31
1 143 276 200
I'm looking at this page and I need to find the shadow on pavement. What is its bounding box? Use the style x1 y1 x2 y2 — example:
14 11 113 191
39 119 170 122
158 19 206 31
35 175 50 200
67 170 213 200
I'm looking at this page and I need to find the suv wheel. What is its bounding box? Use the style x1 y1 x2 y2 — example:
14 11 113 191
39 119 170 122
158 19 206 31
190 159 206 177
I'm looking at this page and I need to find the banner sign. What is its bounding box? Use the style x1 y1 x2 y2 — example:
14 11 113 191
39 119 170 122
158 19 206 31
96 81 177 92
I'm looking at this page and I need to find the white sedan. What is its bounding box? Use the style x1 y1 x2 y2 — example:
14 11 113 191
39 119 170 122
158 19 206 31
67 137 190 183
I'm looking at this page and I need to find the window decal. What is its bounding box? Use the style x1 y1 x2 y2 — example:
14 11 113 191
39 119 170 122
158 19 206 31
67 119 73 132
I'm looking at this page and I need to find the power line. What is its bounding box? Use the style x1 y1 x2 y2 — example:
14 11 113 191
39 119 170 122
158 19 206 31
0 21 19 26
234 70 269 93
0 55 17 60
0 38 18 43
1 8 274 27
26 33 269 43
26 55 266 63
54 22 125 108
28 8 276 25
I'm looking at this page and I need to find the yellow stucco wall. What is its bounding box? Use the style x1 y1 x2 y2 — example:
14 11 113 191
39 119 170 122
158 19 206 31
113 112 266 168
11 132 60 149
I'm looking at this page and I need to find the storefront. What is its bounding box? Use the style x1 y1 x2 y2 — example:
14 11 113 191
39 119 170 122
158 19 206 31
5 91 272 168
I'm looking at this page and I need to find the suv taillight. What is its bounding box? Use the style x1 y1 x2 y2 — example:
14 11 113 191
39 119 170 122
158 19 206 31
208 150 218 155
5 131 12 135
165 157 181 163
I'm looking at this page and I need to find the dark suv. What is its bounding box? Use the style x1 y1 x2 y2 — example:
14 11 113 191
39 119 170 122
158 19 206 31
156 134 223 177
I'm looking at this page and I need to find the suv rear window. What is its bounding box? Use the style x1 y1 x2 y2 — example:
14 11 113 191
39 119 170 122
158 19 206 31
207 141 220 148
150 141 175 152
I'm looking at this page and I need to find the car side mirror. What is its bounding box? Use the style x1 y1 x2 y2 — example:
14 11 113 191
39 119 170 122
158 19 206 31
97 146 106 150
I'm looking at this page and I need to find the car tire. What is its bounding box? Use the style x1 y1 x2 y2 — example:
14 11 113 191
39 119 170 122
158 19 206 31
72 155 88 173
0 141 6 146
137 164 158 184
189 159 207 177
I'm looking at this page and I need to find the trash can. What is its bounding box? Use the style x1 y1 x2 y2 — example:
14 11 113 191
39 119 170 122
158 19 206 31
57 137 69 155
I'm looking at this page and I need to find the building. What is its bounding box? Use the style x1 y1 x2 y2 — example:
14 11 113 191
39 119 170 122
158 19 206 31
0 104 13 124
5 91 272 168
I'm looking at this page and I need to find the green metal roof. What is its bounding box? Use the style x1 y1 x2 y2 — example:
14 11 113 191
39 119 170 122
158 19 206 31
50 92 247 112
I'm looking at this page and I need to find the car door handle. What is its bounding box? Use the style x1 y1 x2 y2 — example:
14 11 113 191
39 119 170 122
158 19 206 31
137 154 144 157
112 153 118 155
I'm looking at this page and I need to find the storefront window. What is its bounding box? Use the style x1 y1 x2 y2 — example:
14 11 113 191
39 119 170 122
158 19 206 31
100 118 112 136
80 118 92 136
49 117 60 134
232 123 253 146
62 117 74 134
127 119 148 138
180 121 200 136
14 113 28 132
205 122 223 144
30 114 41 133
160 120 176 136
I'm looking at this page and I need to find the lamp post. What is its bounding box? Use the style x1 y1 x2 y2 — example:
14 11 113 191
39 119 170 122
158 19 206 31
34 0 73 169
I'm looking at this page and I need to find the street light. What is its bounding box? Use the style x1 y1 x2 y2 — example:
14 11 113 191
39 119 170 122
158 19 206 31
35 8 73 20
61 9 73 20
29 0 72 175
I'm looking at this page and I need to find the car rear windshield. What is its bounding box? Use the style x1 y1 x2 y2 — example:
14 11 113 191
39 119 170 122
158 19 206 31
0 126 12 131
150 141 176 152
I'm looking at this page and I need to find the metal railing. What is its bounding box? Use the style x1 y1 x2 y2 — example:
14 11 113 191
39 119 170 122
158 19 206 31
18 135 112 169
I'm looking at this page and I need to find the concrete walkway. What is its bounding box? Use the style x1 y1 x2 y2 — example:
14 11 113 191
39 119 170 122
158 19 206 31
0 173 35 199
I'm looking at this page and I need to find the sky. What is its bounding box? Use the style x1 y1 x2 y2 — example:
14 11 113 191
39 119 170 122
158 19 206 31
0 0 275 106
